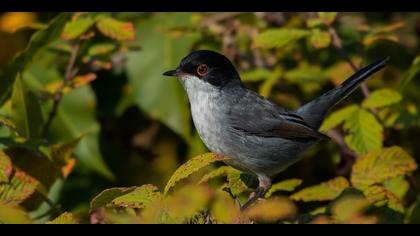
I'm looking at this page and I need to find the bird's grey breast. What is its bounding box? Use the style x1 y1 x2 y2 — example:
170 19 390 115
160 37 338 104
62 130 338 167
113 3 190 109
180 76 232 155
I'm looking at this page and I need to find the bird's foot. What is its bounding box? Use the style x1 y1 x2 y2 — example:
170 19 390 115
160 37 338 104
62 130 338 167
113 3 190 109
240 175 271 211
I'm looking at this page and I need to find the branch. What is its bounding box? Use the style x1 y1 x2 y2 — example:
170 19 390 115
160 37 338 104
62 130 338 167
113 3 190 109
326 19 377 114
42 43 80 139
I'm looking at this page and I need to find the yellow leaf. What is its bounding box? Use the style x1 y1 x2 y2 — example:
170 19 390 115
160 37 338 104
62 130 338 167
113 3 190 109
47 212 78 224
351 146 417 188
0 12 37 33
164 153 227 194
245 197 296 222
291 177 349 202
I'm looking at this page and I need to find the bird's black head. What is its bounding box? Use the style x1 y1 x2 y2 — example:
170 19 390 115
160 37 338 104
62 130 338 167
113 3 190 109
163 50 241 88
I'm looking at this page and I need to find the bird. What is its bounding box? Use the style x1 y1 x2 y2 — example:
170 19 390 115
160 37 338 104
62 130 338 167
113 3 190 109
163 50 389 210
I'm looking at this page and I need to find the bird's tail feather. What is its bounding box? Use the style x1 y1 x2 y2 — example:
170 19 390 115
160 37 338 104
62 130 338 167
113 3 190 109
297 57 389 130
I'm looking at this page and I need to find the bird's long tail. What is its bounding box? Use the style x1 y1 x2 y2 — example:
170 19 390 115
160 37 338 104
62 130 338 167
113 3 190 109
296 57 389 130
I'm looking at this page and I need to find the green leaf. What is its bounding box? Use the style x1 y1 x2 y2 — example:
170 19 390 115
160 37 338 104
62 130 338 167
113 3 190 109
265 179 303 198
318 12 338 25
351 146 417 188
46 212 78 224
226 171 254 196
364 185 404 213
48 86 114 180
0 150 13 183
0 114 17 134
0 13 71 106
319 105 358 132
383 176 410 200
88 43 116 57
61 17 95 40
199 166 235 184
399 55 420 92
362 89 402 109
343 107 383 155
255 29 309 49
0 169 39 206
112 184 162 209
90 187 136 210
126 13 199 143
97 17 135 41
241 68 272 82
309 29 331 49
0 204 32 224
11 75 44 140
406 199 420 224
291 177 349 202
164 153 227 194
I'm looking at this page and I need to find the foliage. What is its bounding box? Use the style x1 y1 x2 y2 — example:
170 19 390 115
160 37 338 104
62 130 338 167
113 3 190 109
0 12 419 224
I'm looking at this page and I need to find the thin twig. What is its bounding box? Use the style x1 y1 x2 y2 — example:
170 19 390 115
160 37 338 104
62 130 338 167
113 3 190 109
326 18 377 115
42 43 80 139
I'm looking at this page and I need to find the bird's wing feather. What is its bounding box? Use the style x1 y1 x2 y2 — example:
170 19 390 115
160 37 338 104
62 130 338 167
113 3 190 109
227 89 328 141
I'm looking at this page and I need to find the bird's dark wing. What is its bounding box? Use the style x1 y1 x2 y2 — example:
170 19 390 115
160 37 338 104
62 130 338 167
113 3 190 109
227 90 329 141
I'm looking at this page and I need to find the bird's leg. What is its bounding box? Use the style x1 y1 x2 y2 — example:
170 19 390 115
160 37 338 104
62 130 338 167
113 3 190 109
240 175 271 211
222 187 242 207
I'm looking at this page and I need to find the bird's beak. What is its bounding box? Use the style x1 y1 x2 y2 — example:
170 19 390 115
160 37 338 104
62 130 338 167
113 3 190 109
163 68 182 77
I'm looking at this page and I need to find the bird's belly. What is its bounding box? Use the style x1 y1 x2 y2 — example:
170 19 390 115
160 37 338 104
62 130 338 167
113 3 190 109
191 102 313 176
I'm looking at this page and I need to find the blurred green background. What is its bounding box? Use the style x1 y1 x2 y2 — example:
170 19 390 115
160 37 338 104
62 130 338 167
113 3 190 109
0 12 419 221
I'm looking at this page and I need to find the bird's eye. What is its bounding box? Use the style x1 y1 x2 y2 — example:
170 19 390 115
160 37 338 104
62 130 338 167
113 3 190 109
197 64 208 76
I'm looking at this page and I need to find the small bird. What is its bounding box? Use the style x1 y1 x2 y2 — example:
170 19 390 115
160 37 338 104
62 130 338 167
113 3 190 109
163 50 388 210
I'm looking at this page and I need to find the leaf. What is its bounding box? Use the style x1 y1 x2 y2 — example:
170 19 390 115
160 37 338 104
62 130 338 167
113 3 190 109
254 28 309 49
364 185 404 213
199 166 235 184
245 197 296 222
309 29 331 49
343 107 383 155
362 89 402 109
291 177 349 202
265 179 303 198
226 171 254 196
241 68 272 82
319 105 358 132
0 169 39 206
48 86 114 180
210 191 243 224
97 17 135 41
383 176 410 200
61 17 95 40
70 73 97 89
399 55 420 92
0 150 13 183
0 114 17 134
164 153 227 194
0 12 37 33
0 204 32 224
112 184 162 209
90 187 136 210
46 212 78 224
50 135 84 178
330 195 376 224
351 146 417 188
88 43 116 56
141 185 213 224
11 75 44 140
406 199 420 224
126 13 199 143
318 12 338 25
0 13 71 106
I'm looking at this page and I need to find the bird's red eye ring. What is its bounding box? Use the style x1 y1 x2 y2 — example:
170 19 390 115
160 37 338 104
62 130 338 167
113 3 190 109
197 64 208 76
